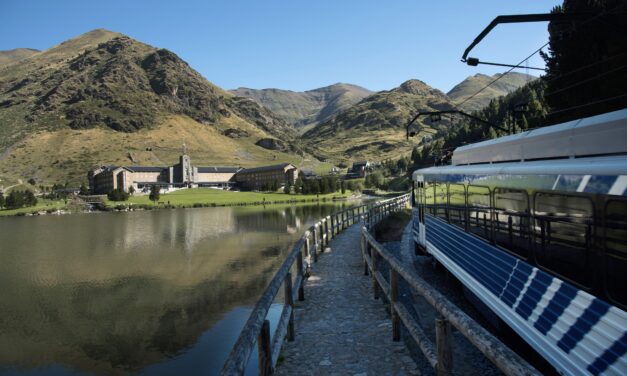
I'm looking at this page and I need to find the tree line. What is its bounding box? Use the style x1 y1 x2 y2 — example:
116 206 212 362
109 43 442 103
0 190 38 210
408 0 627 170
291 176 363 195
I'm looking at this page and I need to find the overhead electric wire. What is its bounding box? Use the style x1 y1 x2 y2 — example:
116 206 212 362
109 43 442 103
544 62 627 97
546 93 627 117
455 3 627 110
454 41 549 108
542 50 627 85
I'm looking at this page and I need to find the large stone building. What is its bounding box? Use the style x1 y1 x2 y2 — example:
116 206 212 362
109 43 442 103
89 152 301 194
88 153 241 194
234 163 298 190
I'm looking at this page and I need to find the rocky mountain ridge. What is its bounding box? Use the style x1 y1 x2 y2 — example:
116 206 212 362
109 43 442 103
0 29 309 185
231 83 373 131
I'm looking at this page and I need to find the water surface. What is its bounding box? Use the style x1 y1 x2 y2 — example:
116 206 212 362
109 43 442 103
0 202 358 375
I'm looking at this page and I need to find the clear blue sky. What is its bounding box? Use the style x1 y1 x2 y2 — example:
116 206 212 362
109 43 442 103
0 0 561 93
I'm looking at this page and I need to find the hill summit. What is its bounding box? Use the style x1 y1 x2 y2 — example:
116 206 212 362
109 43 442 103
447 72 536 111
0 29 293 137
0 29 311 185
301 79 454 161
231 83 373 132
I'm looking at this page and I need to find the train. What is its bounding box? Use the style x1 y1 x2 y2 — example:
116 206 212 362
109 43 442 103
411 109 627 375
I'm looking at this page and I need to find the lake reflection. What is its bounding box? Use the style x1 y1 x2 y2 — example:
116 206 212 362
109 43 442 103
0 202 357 375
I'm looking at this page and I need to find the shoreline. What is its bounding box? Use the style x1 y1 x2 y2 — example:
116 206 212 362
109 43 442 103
0 193 373 218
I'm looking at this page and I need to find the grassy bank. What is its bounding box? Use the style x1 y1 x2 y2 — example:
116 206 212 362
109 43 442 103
106 188 355 208
0 199 66 217
0 189 357 217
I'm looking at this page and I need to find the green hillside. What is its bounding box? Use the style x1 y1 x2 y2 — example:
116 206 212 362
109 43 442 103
231 83 373 132
301 79 455 163
447 72 536 112
0 29 324 188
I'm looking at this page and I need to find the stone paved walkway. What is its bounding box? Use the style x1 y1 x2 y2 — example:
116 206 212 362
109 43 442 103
275 224 419 376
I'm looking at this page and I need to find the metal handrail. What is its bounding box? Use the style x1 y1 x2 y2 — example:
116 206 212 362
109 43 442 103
220 193 411 375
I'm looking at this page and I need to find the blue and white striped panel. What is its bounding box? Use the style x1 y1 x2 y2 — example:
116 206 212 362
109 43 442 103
425 215 627 375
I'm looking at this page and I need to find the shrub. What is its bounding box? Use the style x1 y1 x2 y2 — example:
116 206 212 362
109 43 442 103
107 188 129 201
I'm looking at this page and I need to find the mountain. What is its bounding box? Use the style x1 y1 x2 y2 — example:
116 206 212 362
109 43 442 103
0 48 40 67
0 29 319 187
231 83 373 132
302 79 455 162
447 72 536 112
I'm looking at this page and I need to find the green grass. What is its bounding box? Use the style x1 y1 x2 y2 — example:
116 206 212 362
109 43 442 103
0 199 66 216
106 188 354 208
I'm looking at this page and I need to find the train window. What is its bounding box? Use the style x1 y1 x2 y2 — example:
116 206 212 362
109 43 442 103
448 184 466 230
605 200 627 308
534 192 594 287
467 185 492 241
493 189 531 259
424 181 435 216
434 182 448 221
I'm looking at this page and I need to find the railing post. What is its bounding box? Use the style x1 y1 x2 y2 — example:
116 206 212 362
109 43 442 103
312 225 318 262
297 248 305 301
258 319 273 376
363 235 369 276
285 272 295 342
324 218 329 247
436 317 453 376
305 233 312 265
390 269 400 342
372 249 380 300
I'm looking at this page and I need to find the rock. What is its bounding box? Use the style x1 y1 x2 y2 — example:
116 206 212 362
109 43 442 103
255 137 288 151
222 128 250 138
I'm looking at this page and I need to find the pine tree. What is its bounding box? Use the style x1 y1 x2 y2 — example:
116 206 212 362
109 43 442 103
149 185 160 203
542 0 627 122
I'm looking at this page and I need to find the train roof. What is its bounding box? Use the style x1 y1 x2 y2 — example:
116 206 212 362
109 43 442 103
414 154 627 178
452 108 627 165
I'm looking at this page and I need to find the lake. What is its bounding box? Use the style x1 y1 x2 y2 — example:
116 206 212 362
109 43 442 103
0 201 360 375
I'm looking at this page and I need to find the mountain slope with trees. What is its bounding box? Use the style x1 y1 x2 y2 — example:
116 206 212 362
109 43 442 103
0 29 322 186
300 79 455 162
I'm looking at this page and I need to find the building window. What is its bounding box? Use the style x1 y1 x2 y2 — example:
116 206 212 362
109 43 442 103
534 192 594 288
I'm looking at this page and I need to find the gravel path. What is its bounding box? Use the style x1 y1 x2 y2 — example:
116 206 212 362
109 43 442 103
275 224 419 376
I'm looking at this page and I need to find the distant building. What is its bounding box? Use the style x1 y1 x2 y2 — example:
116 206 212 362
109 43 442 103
235 163 298 190
298 169 316 179
346 161 370 179
88 153 241 194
